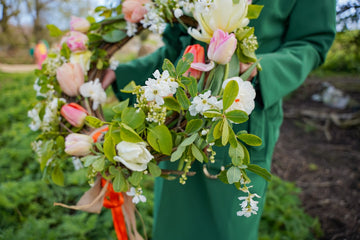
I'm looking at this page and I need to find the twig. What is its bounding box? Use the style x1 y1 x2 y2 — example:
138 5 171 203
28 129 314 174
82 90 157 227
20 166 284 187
161 169 196 176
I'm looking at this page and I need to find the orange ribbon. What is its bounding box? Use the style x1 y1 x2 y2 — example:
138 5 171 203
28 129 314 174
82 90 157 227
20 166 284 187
101 178 128 240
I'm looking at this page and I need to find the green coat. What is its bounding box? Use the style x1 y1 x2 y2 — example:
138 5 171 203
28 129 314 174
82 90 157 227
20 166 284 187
113 0 336 239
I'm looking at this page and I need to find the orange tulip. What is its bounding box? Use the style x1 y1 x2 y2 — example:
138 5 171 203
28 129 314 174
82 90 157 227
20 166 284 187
183 44 205 79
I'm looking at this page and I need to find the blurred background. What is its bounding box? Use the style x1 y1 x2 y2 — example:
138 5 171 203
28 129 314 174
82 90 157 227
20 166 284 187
0 0 359 239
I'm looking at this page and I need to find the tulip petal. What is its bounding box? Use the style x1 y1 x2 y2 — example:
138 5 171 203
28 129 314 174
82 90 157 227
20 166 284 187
191 61 215 72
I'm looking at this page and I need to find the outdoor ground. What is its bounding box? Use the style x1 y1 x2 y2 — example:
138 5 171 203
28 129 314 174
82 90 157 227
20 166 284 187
272 74 360 240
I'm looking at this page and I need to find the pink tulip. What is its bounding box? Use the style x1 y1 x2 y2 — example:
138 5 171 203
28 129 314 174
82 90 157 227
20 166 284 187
207 29 237 65
66 31 88 52
61 103 88 127
183 44 205 79
65 133 93 156
122 0 150 23
56 62 84 96
70 16 90 33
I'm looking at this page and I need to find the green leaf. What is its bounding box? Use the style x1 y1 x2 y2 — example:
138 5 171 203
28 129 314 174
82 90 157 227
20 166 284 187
176 53 193 76
247 164 272 182
229 143 244 166
188 77 198 97
218 169 229 184
170 146 186 162
120 123 143 143
228 127 238 148
208 64 225 95
148 161 161 177
120 81 137 93
46 24 63 37
179 133 198 147
40 141 54 171
213 120 223 140
128 171 143 186
112 99 129 113
222 119 229 146
82 155 103 167
176 88 190 110
240 58 261 81
56 136 65 150
162 59 176 77
121 107 145 129
92 156 105 171
225 110 249 124
227 166 242 184
102 29 127 43
240 142 250 165
191 144 204 163
247 4 264 19
85 116 105 128
223 80 239 111
147 125 173 155
103 134 116 163
237 133 262 146
51 166 64 186
228 54 240 78
96 59 103 69
185 119 203 134
203 110 223 118
113 171 126 192
163 97 181 112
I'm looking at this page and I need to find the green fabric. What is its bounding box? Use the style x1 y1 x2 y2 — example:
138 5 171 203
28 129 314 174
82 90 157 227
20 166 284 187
112 0 336 239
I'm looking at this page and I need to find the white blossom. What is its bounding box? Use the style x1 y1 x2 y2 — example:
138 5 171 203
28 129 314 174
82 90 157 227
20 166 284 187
110 60 119 71
142 70 178 106
28 107 41 131
174 8 183 18
72 157 84 170
79 79 107 110
126 187 147 204
222 77 256 115
42 98 60 131
237 192 261 217
126 22 138 37
189 90 221 116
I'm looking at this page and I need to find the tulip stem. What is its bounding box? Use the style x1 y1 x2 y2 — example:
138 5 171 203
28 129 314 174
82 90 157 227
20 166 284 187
59 122 73 133
219 63 230 96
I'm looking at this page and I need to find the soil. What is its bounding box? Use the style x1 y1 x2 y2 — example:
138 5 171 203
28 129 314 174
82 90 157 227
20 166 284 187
272 75 360 240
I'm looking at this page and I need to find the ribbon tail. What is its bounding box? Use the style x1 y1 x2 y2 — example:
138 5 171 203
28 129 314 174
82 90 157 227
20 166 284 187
111 205 128 240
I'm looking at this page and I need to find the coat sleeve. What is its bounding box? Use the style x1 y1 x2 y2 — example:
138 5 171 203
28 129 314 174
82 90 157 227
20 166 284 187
112 24 186 102
256 0 336 109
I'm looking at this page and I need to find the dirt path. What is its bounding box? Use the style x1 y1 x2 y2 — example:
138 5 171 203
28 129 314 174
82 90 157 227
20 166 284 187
0 63 37 73
273 75 360 239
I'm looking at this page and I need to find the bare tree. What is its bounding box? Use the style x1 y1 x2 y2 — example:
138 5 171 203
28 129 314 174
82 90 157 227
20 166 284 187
337 0 360 31
0 0 21 34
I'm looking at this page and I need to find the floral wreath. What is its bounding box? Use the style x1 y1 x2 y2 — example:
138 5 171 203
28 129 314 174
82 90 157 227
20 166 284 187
29 0 270 238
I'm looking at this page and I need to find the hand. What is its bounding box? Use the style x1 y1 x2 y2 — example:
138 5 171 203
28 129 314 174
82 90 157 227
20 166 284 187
240 62 258 81
102 69 116 89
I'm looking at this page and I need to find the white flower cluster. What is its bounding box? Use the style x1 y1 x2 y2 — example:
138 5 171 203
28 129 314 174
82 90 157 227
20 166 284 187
189 90 222 116
237 191 261 217
33 78 55 99
143 70 178 106
79 78 107 110
126 187 147 204
194 0 214 12
141 3 167 34
28 97 65 132
178 0 195 13
42 53 66 76
146 101 167 124
126 22 138 37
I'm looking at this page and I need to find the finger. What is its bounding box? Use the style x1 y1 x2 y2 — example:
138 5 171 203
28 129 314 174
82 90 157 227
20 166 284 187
101 69 115 89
